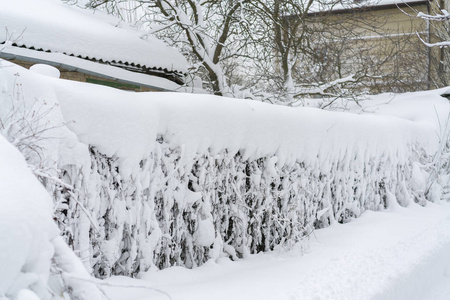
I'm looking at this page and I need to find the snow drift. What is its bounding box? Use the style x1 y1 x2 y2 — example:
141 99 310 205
0 134 57 299
0 132 107 300
1 60 449 278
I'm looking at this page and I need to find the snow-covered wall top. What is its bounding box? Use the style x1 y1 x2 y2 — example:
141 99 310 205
0 0 188 73
2 59 448 178
49 65 448 178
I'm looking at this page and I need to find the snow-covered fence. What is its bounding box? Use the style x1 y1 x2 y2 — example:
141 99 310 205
2 62 447 279
53 137 419 278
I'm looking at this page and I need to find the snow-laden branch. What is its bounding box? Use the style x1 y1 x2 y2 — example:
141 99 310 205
151 0 251 96
52 236 109 300
0 40 11 53
417 10 450 22
293 74 359 98
1 26 26 52
417 31 450 48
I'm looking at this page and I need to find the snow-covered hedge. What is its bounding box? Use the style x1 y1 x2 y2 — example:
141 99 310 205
59 141 417 277
1 61 449 278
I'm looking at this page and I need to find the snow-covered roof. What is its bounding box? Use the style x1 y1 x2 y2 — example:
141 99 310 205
308 0 427 14
0 0 188 76
1 47 185 91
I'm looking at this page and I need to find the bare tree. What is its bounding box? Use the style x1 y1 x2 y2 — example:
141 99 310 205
286 3 436 101
414 1 450 87
229 1 400 104
87 0 251 96
82 0 433 102
234 0 320 102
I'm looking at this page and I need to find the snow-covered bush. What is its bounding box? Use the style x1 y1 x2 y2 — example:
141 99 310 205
70 141 414 277
2 60 449 279
0 125 106 300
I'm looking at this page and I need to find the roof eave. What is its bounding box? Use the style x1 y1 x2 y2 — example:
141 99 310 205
0 50 180 92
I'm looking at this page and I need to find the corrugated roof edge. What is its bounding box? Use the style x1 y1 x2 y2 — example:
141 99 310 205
0 47 184 92
1 43 186 85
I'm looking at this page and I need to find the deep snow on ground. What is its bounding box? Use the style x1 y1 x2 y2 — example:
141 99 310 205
104 202 450 300
0 134 58 299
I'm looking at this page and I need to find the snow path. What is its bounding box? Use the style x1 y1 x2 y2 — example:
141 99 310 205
103 202 450 300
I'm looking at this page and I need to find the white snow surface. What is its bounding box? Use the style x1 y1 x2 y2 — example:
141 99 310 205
0 0 188 73
104 202 450 300
30 63 61 78
53 76 448 178
0 135 58 299
0 135 109 300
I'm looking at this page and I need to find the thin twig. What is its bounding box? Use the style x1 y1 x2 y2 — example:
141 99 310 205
65 273 173 300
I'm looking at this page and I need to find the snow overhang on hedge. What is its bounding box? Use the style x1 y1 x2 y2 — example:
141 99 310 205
0 0 188 85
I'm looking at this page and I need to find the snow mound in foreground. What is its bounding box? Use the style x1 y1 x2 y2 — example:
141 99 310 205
0 134 108 298
0 99 106 299
0 134 57 299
